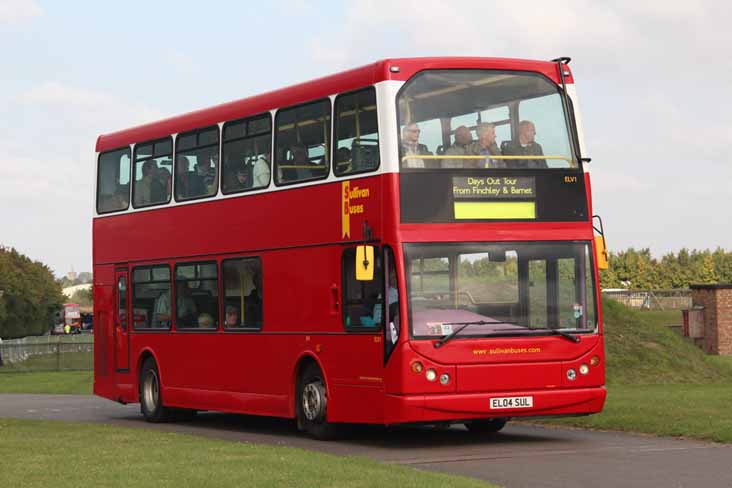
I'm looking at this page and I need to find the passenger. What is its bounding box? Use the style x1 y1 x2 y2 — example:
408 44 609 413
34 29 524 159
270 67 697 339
252 154 270 188
400 123 432 168
244 271 262 326
225 161 249 192
175 283 198 325
372 266 399 324
470 123 502 168
224 306 240 327
189 156 210 196
175 155 190 198
285 144 317 181
336 147 352 172
443 126 475 168
137 160 166 205
197 313 215 328
158 167 172 197
501 120 547 168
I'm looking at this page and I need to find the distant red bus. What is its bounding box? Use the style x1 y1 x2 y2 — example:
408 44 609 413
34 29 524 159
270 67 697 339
93 57 607 437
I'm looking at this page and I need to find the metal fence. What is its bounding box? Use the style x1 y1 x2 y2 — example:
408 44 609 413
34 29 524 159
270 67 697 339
602 289 692 310
0 335 94 372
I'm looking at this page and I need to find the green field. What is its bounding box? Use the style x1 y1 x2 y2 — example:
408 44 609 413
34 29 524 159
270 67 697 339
0 351 93 372
536 299 732 442
0 371 92 394
0 419 494 488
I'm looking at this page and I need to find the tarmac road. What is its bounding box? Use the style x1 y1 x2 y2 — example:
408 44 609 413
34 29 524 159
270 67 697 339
1 394 731 488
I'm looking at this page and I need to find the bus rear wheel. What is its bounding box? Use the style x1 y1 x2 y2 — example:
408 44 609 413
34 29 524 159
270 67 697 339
140 358 171 422
465 418 508 434
297 363 338 440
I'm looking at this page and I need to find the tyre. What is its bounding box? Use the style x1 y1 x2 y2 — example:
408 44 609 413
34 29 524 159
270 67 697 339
296 363 338 440
139 358 171 422
465 418 508 433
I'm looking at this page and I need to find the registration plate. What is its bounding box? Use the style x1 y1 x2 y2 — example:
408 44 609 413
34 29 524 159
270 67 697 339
490 396 533 409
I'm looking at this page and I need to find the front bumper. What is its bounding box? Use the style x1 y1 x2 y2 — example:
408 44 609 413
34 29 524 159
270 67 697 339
384 386 606 425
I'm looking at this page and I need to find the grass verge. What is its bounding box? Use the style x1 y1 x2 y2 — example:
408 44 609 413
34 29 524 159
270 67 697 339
0 418 495 488
543 384 732 443
0 371 92 395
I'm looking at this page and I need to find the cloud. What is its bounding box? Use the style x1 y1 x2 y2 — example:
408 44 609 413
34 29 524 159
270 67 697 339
0 82 163 274
0 0 42 25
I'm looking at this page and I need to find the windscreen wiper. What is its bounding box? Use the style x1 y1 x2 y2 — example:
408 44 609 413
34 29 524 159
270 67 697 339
533 327 581 343
433 321 518 349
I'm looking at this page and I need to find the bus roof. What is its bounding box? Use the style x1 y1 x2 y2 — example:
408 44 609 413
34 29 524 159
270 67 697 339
95 57 569 153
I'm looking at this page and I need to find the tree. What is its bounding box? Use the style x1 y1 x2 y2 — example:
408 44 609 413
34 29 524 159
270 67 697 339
0 246 65 339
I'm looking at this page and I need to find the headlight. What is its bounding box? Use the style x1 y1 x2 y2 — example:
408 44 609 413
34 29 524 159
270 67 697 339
566 368 577 381
579 364 589 375
439 373 450 385
411 361 424 374
425 369 437 382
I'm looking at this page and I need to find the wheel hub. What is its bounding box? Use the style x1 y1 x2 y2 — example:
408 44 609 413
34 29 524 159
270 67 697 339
143 370 159 411
302 382 325 421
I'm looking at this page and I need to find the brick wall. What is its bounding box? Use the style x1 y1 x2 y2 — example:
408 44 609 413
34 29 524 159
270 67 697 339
690 285 732 355
718 289 732 355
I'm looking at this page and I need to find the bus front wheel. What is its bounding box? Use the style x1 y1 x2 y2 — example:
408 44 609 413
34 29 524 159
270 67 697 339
296 363 337 440
140 358 171 422
465 418 508 434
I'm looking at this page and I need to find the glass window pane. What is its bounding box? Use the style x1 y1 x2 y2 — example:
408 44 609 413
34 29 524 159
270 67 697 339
222 258 263 329
335 88 379 176
342 248 383 329
519 94 572 168
132 266 171 330
175 261 218 329
155 139 173 156
175 126 219 201
398 70 576 170
97 148 131 213
224 120 246 141
404 242 597 338
133 268 150 283
222 114 272 194
152 267 170 281
133 138 173 208
275 99 330 184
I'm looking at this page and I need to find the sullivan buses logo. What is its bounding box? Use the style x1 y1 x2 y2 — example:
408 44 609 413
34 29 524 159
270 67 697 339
341 181 370 238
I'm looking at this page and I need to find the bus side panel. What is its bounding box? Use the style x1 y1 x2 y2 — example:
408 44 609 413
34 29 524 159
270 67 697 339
93 265 116 401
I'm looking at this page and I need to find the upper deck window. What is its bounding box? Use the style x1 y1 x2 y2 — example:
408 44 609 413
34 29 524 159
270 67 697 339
132 137 173 208
334 88 379 176
274 99 331 185
397 70 576 170
97 148 131 214
222 114 271 194
175 126 219 201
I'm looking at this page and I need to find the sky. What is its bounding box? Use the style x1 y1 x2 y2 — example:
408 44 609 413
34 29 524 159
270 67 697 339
0 0 730 277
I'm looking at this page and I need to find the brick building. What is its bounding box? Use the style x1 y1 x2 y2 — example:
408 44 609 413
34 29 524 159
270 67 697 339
689 284 732 355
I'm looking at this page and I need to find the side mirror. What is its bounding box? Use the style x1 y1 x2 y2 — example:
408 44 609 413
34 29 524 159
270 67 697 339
592 215 609 270
595 236 609 270
355 245 375 281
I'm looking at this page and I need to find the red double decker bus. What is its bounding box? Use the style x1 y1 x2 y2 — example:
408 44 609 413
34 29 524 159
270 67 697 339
93 57 608 437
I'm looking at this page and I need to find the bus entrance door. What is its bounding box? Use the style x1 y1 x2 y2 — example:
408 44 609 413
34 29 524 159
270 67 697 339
114 268 130 371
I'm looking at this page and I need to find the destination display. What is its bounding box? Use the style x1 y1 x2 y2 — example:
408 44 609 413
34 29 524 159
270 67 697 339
452 176 535 200
400 171 588 222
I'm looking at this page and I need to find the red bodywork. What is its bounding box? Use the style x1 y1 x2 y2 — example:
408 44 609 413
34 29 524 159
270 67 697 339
93 57 604 425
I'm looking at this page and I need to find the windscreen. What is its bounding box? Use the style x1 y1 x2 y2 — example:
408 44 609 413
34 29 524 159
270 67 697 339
404 242 596 339
397 70 576 170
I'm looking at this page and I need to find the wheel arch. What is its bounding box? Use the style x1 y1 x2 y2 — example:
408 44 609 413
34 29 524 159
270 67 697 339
290 351 330 418
135 347 161 402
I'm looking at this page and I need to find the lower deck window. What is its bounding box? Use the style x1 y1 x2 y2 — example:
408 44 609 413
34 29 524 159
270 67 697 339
222 258 262 329
175 262 219 329
132 265 172 330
